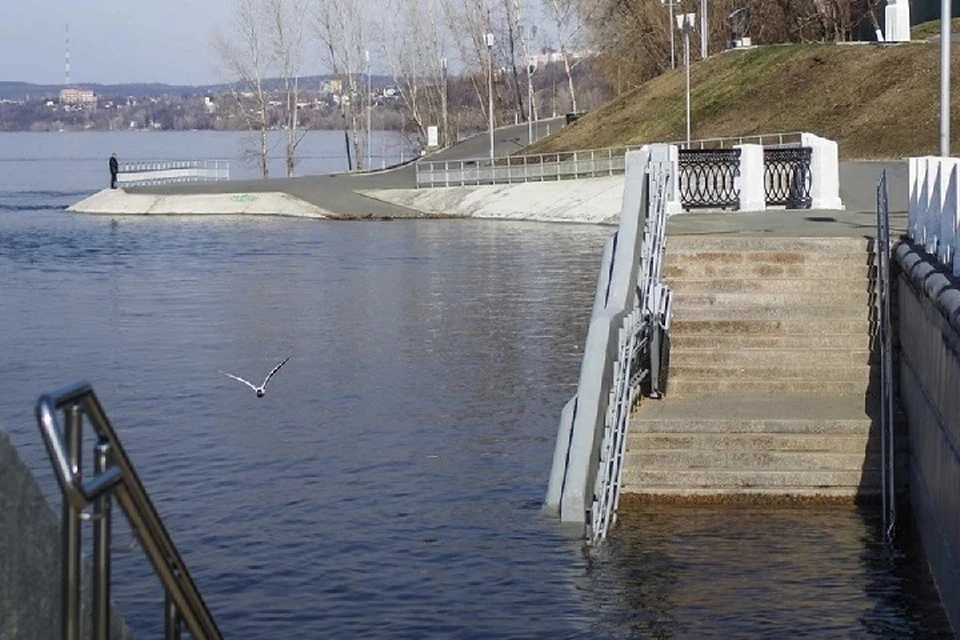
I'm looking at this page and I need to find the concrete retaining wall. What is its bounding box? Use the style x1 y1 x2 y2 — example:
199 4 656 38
0 427 133 639
894 241 960 636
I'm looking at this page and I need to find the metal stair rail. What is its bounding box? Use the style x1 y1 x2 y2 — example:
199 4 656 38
588 153 674 544
36 380 222 640
875 171 897 541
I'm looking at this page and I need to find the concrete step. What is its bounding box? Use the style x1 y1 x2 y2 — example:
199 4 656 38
667 277 870 295
623 468 873 490
671 305 868 321
628 449 876 471
672 318 871 335
664 262 875 280
669 347 875 367
672 290 871 309
670 362 873 381
667 379 873 396
628 432 905 453
671 333 873 350
620 486 879 499
666 236 871 253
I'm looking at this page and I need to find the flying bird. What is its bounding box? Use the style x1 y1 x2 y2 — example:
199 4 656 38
221 356 291 397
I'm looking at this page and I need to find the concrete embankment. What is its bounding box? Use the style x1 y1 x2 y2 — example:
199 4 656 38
360 176 625 225
894 241 960 635
69 188 336 218
1 427 133 639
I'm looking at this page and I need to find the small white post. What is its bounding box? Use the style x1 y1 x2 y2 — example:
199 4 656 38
908 157 923 242
939 159 958 267
927 158 945 255
666 144 683 215
735 144 765 211
801 132 844 210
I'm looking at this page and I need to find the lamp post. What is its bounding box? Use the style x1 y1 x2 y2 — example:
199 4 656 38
441 56 449 147
660 0 677 70
700 0 708 60
677 12 696 144
365 50 372 170
941 0 951 157
486 32 495 161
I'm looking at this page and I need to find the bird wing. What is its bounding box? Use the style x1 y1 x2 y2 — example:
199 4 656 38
261 356 291 388
220 370 259 392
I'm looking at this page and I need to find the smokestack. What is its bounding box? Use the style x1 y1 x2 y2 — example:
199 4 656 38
65 23 71 87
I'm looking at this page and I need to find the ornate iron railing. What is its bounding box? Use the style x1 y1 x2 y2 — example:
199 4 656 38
678 149 740 209
764 147 812 208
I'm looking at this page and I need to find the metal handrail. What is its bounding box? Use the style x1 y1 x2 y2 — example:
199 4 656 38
875 171 896 541
36 381 222 640
117 159 230 187
415 132 804 188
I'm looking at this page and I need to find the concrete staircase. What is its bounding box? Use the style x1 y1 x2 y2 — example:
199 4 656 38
624 236 901 501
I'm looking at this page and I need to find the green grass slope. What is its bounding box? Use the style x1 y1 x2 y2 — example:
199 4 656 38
526 40 960 159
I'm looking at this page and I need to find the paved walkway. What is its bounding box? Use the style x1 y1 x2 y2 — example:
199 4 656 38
128 119 563 218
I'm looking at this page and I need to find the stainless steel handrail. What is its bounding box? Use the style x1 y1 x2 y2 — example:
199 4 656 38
36 381 222 640
875 171 897 541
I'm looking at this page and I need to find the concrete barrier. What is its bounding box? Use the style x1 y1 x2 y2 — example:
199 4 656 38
908 155 960 277
894 242 960 634
0 428 133 639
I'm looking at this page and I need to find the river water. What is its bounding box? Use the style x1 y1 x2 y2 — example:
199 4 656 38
0 132 953 638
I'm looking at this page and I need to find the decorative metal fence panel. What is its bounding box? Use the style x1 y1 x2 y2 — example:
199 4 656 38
678 149 741 209
764 147 812 208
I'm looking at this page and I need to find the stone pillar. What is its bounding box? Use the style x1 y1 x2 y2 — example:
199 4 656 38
884 0 912 43
801 133 844 210
735 144 765 211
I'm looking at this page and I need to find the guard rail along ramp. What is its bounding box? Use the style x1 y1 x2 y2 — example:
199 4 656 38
36 381 223 640
544 144 674 544
875 170 897 542
118 160 230 187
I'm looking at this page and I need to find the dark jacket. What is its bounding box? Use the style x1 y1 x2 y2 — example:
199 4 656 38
109 156 119 174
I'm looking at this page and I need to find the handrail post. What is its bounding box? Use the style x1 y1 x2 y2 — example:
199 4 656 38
165 591 182 640
93 439 112 640
62 405 82 640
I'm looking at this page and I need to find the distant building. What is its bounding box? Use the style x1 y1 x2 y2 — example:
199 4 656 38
59 87 96 107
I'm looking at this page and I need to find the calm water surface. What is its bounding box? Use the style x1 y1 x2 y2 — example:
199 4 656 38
0 133 952 638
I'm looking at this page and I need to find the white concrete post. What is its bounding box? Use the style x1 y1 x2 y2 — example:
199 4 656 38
928 158 946 255
735 144 765 211
801 133 844 210
908 157 921 242
666 144 683 215
922 156 940 248
884 0 912 42
939 159 958 268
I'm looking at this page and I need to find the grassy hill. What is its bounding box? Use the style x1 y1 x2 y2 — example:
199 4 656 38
526 38 960 159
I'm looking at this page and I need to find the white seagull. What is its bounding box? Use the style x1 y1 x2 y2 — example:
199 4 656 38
221 356 291 397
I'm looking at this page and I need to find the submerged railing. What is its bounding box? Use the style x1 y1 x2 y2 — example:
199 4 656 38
36 381 222 640
118 160 230 187
545 144 674 544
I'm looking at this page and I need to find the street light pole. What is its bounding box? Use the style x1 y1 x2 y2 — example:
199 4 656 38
700 0 708 60
365 50 372 170
441 56 449 148
941 0 951 157
661 0 676 70
677 12 695 144
486 32 495 161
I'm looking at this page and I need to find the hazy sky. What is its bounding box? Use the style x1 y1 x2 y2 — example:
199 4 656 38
0 0 255 85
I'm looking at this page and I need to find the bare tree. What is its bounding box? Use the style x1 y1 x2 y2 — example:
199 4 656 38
546 0 596 113
312 0 368 170
267 0 309 177
214 0 272 178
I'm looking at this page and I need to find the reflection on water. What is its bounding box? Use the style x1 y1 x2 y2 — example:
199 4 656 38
0 195 952 638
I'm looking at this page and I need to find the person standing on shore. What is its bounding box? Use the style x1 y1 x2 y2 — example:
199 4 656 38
109 153 119 189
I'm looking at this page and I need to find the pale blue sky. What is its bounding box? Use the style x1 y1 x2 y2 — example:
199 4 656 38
0 0 245 85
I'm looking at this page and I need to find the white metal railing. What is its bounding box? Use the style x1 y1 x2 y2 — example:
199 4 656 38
118 160 230 187
36 381 222 640
415 132 802 188
588 160 672 544
908 156 960 276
